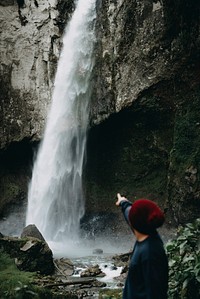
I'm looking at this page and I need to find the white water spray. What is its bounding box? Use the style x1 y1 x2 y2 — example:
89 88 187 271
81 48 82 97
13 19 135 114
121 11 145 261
26 0 96 244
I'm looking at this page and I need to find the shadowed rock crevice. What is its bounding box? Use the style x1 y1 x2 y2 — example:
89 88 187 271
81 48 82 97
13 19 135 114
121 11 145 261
0 139 38 215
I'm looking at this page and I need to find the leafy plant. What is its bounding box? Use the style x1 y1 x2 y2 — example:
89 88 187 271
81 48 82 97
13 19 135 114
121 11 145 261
166 218 200 299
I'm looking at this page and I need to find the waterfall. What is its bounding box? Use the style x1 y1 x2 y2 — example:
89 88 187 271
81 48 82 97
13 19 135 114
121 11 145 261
26 0 96 244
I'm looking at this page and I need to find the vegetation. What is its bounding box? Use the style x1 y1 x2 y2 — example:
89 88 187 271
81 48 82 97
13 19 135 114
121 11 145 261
166 218 200 299
0 250 51 299
99 289 123 299
1 219 199 299
99 219 200 299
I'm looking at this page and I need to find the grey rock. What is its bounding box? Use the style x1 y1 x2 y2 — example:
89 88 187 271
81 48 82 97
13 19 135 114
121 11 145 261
0 0 15 6
80 264 106 278
0 235 54 274
21 224 45 242
92 248 103 254
54 257 74 277
0 0 61 149
90 0 200 124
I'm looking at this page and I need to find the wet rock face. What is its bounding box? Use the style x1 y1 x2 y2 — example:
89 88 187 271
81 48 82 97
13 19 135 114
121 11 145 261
0 0 15 6
85 0 200 224
0 0 74 149
91 0 200 124
1 0 199 146
0 138 36 214
85 71 200 225
85 87 174 228
167 85 200 224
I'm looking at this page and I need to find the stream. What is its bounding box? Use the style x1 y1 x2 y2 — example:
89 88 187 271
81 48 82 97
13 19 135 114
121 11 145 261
0 199 132 289
0 199 176 295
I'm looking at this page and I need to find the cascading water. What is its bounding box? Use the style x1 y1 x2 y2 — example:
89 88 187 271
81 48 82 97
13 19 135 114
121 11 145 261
26 0 96 248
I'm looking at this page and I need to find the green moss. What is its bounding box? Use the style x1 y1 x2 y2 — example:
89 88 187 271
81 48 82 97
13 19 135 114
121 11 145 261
1 177 20 198
0 250 51 299
0 175 22 213
174 117 195 159
85 97 171 212
99 289 123 299
167 87 200 222
0 249 76 298
169 88 200 176
172 96 200 171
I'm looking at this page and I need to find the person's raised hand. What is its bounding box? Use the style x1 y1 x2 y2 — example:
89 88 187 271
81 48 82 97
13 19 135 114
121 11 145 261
115 193 128 206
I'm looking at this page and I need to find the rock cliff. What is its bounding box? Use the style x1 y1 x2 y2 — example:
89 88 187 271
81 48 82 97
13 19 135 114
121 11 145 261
91 0 200 123
0 0 200 226
85 0 200 225
0 0 74 149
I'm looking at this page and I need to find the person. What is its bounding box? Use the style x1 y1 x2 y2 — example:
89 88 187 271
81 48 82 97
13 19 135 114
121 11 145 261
116 193 168 299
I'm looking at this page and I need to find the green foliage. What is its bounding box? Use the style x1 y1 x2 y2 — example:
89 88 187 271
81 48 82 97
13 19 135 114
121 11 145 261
166 218 200 299
99 289 123 299
0 250 51 299
172 88 200 169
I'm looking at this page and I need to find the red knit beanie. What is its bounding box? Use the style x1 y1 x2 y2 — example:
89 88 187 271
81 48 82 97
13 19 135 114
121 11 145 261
128 199 165 234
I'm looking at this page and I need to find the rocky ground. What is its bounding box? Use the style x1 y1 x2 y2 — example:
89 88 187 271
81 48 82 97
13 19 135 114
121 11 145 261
0 220 177 298
0 224 129 298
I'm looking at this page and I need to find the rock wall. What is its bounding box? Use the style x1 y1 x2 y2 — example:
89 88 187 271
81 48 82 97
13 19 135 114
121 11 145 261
0 0 74 212
0 0 200 227
85 70 200 228
90 0 200 123
0 0 74 149
86 0 200 225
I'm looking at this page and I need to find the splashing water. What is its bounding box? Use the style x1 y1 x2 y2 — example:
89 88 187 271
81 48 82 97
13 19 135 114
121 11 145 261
26 0 96 244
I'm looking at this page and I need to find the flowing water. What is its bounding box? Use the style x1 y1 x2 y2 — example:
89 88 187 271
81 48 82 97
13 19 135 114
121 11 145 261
26 0 97 246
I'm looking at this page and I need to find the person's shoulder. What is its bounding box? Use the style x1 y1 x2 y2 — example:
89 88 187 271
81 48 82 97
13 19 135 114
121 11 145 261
148 233 165 249
140 234 165 259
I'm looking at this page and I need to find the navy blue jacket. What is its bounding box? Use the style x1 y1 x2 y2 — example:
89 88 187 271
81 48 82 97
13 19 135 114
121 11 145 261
120 200 168 299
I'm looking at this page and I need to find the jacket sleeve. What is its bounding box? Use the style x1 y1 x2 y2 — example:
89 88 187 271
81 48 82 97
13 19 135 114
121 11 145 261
120 200 132 226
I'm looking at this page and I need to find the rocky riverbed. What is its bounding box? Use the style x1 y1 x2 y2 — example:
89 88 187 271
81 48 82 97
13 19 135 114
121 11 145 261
0 198 176 298
0 224 130 298
0 217 176 299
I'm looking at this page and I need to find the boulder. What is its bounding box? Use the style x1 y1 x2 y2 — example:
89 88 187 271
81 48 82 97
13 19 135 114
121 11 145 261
112 251 132 267
0 235 54 274
54 258 74 277
21 224 45 241
80 264 105 278
92 248 103 254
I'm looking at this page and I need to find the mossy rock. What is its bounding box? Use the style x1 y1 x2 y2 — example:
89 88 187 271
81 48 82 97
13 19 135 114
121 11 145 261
99 289 123 299
0 236 54 275
0 176 21 211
